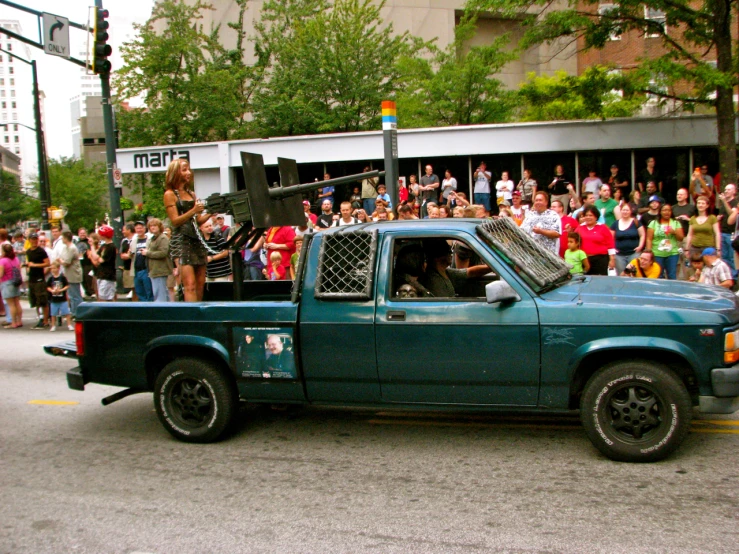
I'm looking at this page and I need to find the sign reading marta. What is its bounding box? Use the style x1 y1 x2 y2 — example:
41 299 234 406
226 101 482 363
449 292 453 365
42 13 70 59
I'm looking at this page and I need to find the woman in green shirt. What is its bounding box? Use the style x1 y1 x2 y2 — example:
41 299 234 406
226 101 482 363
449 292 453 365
685 195 720 260
646 204 685 280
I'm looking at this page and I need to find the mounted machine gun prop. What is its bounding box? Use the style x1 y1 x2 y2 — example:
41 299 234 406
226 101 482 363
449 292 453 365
204 152 384 299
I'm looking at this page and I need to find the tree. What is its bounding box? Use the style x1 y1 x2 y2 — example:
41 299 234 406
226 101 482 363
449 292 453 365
467 0 738 185
251 0 422 136
396 18 516 127
516 66 645 121
0 172 37 229
45 158 110 233
114 0 252 147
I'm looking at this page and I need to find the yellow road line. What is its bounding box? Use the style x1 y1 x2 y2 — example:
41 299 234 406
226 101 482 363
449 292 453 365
692 420 739 426
28 400 79 406
691 428 739 434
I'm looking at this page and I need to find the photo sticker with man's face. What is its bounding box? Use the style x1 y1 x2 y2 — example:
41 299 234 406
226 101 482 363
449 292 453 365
234 327 297 379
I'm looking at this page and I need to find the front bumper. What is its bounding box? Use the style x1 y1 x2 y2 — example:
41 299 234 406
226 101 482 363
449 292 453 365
710 364 739 397
699 363 739 414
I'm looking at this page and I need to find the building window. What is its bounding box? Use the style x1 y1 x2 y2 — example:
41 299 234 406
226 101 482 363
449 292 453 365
0 79 3 86
11 113 16 120
14 148 18 154
8 67 13 74
13 124 17 131
10 101 15 108
14 136 18 143
9 77 13 84
0 91 4 98
10 90 14 97
644 7 667 37
3 136 7 143
0 55 3 62
7 43 11 51
1 102 4 109
2 114 6 121
598 4 622 41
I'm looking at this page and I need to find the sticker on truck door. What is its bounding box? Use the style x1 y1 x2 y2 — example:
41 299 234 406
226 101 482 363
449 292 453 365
234 327 297 379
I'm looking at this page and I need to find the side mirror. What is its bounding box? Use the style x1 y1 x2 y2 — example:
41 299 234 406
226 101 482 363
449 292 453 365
485 280 521 305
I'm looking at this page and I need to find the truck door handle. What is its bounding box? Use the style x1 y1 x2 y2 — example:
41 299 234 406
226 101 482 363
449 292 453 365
387 310 406 321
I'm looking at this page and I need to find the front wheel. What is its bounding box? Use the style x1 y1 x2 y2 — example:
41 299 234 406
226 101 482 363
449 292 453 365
580 360 692 462
154 358 237 443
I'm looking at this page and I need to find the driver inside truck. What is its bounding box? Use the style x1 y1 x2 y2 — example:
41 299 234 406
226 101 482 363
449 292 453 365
420 238 491 298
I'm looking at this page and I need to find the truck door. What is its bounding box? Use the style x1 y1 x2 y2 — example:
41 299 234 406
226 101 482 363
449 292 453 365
375 232 540 406
298 229 382 403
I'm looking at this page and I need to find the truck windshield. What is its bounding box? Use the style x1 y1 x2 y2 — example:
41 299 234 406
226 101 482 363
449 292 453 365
476 218 572 293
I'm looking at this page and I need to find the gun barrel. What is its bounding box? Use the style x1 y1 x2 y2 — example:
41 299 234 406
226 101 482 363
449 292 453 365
267 170 385 200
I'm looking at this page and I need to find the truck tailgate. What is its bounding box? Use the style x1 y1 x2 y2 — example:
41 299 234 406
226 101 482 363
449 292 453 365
44 340 77 359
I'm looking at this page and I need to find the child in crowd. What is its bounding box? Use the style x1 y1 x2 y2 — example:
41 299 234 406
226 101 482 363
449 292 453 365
688 254 704 282
376 184 392 209
263 251 286 281
46 261 72 331
290 236 303 280
350 187 362 210
564 233 590 276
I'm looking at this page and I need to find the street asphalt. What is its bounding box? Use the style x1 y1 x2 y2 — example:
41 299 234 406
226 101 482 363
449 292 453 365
1 299 738 553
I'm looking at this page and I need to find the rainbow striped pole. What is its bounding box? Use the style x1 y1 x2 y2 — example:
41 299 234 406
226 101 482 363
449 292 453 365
382 100 399 208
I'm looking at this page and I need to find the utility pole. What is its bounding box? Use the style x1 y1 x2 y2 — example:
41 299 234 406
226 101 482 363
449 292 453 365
93 0 122 244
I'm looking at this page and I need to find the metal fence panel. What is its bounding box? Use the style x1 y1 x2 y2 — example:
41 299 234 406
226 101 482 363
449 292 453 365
476 218 571 289
314 229 378 300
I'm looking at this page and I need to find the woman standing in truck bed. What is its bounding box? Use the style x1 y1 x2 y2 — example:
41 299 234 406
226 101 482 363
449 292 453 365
164 158 210 302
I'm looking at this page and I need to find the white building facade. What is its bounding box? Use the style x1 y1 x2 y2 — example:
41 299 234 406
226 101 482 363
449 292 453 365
0 19 40 185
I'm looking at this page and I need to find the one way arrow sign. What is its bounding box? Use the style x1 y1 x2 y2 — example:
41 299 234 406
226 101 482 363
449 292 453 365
42 13 70 59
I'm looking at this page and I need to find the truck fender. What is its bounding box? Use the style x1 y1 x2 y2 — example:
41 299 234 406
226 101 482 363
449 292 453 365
145 335 231 368
568 336 699 374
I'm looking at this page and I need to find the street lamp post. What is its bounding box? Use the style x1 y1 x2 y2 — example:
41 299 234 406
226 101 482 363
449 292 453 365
0 48 50 229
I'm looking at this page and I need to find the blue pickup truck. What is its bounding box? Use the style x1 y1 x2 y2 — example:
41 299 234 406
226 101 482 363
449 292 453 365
46 217 739 462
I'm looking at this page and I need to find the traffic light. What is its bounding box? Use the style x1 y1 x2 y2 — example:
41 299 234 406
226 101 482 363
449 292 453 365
92 8 111 74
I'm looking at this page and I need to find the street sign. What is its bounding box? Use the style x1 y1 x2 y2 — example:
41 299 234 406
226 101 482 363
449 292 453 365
42 13 70 59
113 167 123 188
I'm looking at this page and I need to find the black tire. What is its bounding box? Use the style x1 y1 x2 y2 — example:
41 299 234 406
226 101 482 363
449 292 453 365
580 360 692 463
154 358 237 443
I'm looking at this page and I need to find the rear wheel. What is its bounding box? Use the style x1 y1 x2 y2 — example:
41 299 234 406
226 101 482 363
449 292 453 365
154 358 236 443
580 360 692 462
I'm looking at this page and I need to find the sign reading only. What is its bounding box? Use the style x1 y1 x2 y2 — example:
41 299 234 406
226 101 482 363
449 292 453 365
42 13 70 59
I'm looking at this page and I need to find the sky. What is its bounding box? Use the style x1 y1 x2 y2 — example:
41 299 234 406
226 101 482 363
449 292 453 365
0 0 155 160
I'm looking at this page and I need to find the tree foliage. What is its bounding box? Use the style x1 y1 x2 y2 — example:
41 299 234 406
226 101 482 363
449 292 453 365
45 158 110 233
467 0 738 181
251 0 422 136
0 172 37 229
397 19 516 127
113 0 251 147
516 67 645 121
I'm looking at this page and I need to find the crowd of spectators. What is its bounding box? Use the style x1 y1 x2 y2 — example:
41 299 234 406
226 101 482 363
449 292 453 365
1 159 735 322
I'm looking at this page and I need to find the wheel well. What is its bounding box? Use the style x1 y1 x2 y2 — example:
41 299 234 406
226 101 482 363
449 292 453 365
568 349 699 410
145 346 235 391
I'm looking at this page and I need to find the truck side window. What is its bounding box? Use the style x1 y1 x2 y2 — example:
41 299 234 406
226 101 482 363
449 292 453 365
392 237 495 300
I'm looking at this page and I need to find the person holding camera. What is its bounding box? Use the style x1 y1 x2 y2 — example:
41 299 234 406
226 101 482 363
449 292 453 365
622 250 661 278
